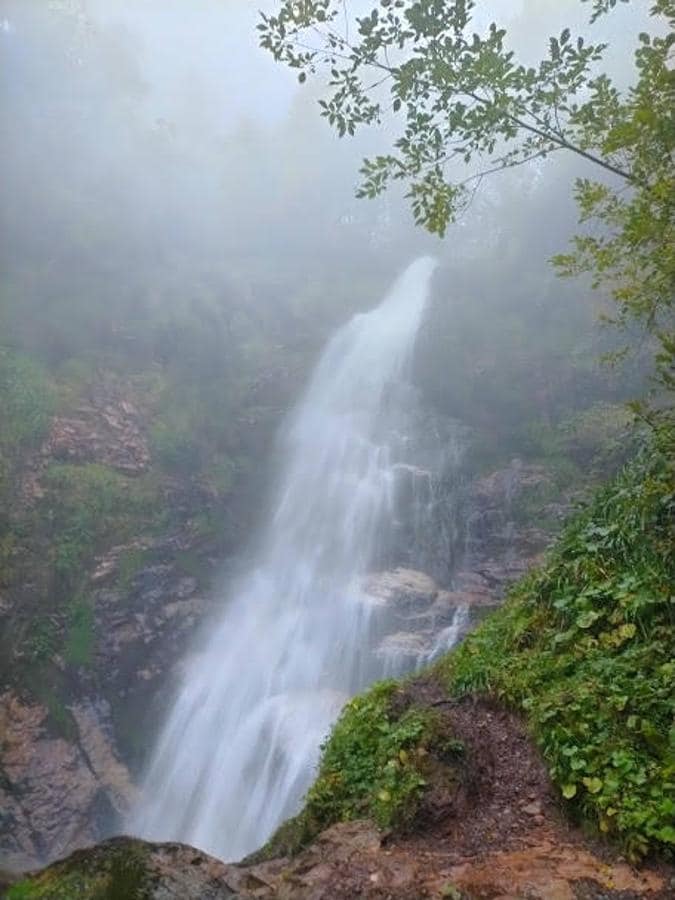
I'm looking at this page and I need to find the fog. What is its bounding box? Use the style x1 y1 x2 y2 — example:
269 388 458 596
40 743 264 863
2 0 653 348
0 0 660 870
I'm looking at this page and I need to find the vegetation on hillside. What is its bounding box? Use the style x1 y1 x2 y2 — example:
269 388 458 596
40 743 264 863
255 430 674 862
1 0 672 883
254 3 674 859
437 431 675 860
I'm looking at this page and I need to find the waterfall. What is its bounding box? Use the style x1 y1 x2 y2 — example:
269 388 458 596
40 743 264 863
129 256 463 861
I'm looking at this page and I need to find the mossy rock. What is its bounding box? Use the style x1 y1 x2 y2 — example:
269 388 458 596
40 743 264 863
4 837 237 900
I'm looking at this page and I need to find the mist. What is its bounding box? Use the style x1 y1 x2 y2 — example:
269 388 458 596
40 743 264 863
2 0 652 356
0 0 662 879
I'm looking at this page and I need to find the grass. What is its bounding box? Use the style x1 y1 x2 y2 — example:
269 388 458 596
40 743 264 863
64 598 95 668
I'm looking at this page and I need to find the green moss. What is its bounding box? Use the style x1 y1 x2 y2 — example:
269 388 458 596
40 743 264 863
115 548 150 595
435 434 675 861
174 549 205 583
64 598 95 668
5 840 150 899
25 618 59 663
0 351 54 456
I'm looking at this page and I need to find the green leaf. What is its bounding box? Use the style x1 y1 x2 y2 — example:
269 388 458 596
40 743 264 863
576 609 602 629
582 776 603 794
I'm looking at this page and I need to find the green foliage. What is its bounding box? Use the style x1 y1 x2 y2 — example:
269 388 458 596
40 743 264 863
0 350 54 457
20 667 77 741
64 598 95 668
26 618 59 662
260 0 674 409
306 681 437 828
435 433 675 860
41 464 163 589
149 420 202 475
0 351 54 581
115 547 150 595
255 681 453 859
260 0 636 234
552 4 674 414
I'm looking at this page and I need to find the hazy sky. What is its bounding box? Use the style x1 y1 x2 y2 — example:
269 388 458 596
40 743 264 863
0 0 660 337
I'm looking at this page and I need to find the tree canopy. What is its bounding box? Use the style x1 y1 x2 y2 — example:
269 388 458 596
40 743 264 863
259 0 674 419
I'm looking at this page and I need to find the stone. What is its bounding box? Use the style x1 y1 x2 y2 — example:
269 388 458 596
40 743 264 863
375 631 430 663
69 700 137 814
522 801 542 816
363 568 438 609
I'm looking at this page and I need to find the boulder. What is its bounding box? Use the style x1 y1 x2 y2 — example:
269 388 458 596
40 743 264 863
362 568 438 610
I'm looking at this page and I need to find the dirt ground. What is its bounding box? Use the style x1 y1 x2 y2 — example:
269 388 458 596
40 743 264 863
234 685 674 899
9 687 673 899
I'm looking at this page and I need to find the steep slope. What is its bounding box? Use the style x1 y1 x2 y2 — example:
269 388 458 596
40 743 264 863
5 434 672 898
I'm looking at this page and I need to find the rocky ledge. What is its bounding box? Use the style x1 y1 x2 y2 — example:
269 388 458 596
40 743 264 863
4 693 671 899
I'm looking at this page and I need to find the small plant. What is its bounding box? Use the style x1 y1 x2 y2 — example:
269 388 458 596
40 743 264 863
115 547 149 595
305 680 436 830
42 463 164 590
26 617 59 662
0 350 53 456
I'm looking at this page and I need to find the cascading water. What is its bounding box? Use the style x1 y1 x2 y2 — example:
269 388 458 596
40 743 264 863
130 256 466 861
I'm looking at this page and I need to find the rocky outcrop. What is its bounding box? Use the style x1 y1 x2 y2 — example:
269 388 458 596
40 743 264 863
88 535 211 695
17 382 150 509
363 568 439 609
462 458 570 599
43 390 150 475
7 692 671 899
2 837 237 899
0 692 134 874
0 372 231 870
361 568 468 674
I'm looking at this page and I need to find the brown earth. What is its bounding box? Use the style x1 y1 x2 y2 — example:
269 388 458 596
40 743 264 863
255 686 670 899
6 688 672 899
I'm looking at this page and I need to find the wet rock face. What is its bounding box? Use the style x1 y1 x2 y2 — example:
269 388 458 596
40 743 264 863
462 458 569 599
362 568 470 676
18 382 151 506
89 535 210 700
363 568 439 609
385 452 570 603
0 536 215 870
361 452 572 673
0 693 135 873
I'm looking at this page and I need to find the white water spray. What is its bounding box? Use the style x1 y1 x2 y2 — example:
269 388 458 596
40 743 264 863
130 257 464 860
